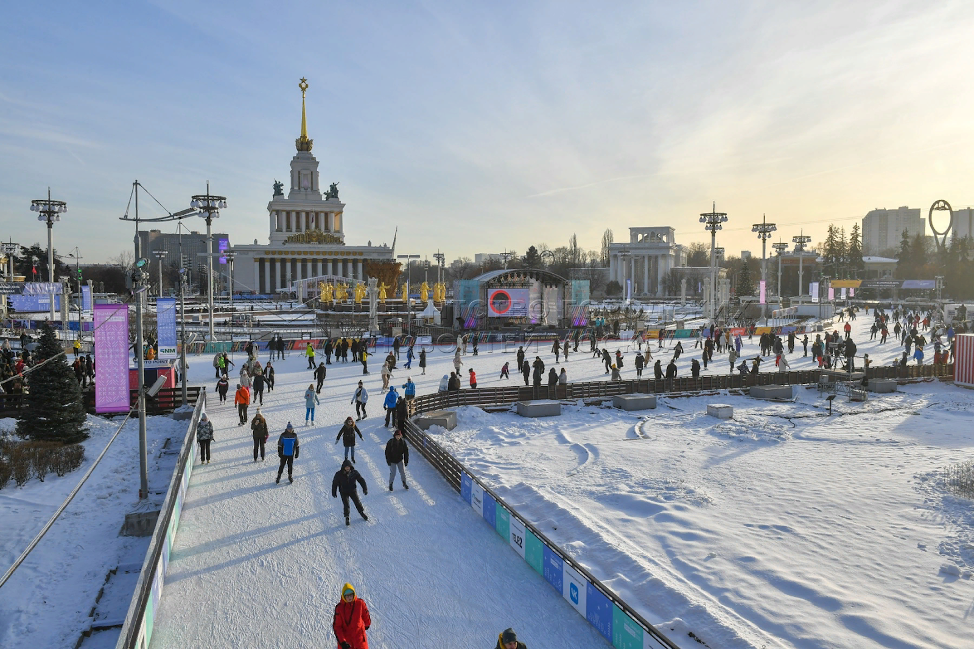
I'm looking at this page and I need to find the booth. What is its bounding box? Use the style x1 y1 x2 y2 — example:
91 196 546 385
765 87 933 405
955 333 974 388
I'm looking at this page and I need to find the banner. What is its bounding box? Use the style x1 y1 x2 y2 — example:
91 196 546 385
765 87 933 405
849 287 855 298
810 282 819 303
156 298 177 359
8 294 60 311
841 287 847 299
625 278 631 303
81 285 92 312
218 238 229 264
487 288 529 318
828 287 835 301
94 304 131 413
759 280 766 304
23 282 63 295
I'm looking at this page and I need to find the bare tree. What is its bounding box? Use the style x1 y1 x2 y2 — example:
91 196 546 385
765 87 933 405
600 228 614 267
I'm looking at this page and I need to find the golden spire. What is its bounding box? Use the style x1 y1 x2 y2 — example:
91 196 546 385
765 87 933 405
296 77 313 152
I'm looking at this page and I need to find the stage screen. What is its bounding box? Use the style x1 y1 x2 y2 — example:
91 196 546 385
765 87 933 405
487 288 529 317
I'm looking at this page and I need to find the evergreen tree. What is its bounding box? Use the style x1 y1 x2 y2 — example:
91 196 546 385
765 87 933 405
910 233 929 277
522 246 540 268
822 225 840 277
737 258 754 296
16 323 88 444
848 224 865 277
837 227 848 277
895 229 912 279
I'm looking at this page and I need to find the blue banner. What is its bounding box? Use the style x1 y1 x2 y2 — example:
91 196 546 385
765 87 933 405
460 473 472 505
9 294 61 311
482 492 497 528
82 285 92 312
586 584 613 641
157 298 177 359
542 546 564 593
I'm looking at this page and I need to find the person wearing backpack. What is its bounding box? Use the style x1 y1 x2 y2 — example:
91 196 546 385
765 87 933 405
196 413 214 464
275 422 299 484
212 353 222 379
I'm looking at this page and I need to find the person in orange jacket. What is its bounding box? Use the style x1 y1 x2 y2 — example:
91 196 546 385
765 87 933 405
234 383 251 425
468 368 477 389
333 582 371 649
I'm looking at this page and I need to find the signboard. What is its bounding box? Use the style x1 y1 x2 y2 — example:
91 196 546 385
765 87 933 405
460 472 472 504
482 491 497 529
0 281 22 295
81 285 92 312
562 563 588 617
828 287 834 301
901 279 936 290
470 481 484 515
586 584 614 641
23 282 63 295
860 279 901 289
94 304 131 413
156 298 177 359
9 294 61 311
809 282 819 303
759 280 766 304
830 279 862 289
487 288 529 318
542 546 564 592
508 516 527 559
218 238 229 264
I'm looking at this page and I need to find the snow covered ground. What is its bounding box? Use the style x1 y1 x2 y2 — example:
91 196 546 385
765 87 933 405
2 310 972 648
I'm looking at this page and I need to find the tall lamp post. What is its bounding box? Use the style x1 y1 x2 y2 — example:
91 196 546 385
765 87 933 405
66 248 83 337
190 183 227 343
772 241 788 301
152 250 167 297
30 189 67 320
793 230 812 301
433 250 445 287
131 257 151 499
397 254 420 334
224 251 236 313
499 250 514 269
752 214 777 322
699 202 729 323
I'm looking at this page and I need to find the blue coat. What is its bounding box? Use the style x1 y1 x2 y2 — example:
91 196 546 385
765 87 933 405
403 381 416 398
383 388 399 409
305 389 320 408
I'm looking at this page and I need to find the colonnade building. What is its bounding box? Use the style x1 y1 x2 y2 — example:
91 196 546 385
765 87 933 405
607 227 685 297
230 79 394 295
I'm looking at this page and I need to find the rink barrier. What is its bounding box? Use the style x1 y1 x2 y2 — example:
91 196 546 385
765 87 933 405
116 390 206 649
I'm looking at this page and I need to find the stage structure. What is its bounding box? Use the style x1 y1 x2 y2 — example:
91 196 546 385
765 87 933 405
455 269 589 329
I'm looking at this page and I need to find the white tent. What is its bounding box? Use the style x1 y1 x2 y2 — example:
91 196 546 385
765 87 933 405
420 299 441 325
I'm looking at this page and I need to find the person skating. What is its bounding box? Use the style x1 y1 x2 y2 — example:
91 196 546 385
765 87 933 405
197 413 214 464
306 342 316 369
264 361 275 391
234 383 250 425
314 361 327 393
251 408 269 461
395 395 409 431
385 428 410 491
634 352 644 378
360 348 369 375
405 344 414 369
252 370 265 405
325 338 334 364
275 422 299 484
380 360 392 390
453 349 463 375
418 347 427 375
216 374 230 403
332 460 368 526
500 361 510 379
351 381 369 420
552 339 561 363
333 583 371 649
402 376 416 408
305 384 321 425
336 416 364 462
383 386 399 427
496 627 527 649
468 368 478 389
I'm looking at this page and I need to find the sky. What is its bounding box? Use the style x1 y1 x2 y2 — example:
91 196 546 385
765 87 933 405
1 1 973 265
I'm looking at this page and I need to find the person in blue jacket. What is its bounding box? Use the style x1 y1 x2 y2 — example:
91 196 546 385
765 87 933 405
276 422 299 484
383 386 399 428
402 377 416 407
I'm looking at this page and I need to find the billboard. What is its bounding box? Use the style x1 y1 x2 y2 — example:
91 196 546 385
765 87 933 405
487 288 529 318
156 298 177 359
218 238 229 264
94 304 131 413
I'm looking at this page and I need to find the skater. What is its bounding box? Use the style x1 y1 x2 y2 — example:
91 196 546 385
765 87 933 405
405 344 414 369
336 416 364 462
275 422 299 484
234 383 250 425
472 336 478 356
251 408 268 461
468 368 478 389
332 460 368 526
634 352 644 378
360 347 369 375
385 428 410 490
351 381 369 420
563 339 570 363
521 359 530 386
215 374 230 403
395 395 409 431
305 384 320 425
516 346 525 373
381 360 392 390
552 339 561 363
496 627 526 649
264 361 275 391
333 583 371 649
252 370 265 405
306 342 316 369
453 349 464 375
418 347 427 375
196 413 214 464
314 361 327 393
500 361 510 379
383 386 399 427
402 376 416 408
325 338 334 364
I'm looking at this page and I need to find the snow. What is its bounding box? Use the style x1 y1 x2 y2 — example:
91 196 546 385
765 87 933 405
2 310 973 648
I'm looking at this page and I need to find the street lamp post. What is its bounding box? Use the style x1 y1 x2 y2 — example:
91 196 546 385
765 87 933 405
793 230 812 302
224 252 236 313
131 257 151 499
772 241 788 302
433 251 445 287
752 214 777 322
499 251 514 269
152 250 167 298
66 248 83 337
397 254 421 334
699 202 729 323
190 183 227 344
30 189 67 320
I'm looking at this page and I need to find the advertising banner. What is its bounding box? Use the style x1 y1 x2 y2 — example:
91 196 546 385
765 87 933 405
508 516 527 559
218 238 229 264
524 530 544 575
470 481 484 515
8 294 61 311
562 564 588 617
810 282 819 303
828 287 835 301
487 288 529 318
482 491 497 529
81 285 92 312
94 304 131 413
841 287 847 300
759 280 766 304
612 606 644 649
23 282 63 295
460 473 472 504
586 584 614 641
156 298 177 359
494 503 510 541
849 287 855 297
542 546 564 592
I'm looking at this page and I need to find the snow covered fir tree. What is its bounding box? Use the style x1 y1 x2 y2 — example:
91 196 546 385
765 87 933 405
15 323 88 444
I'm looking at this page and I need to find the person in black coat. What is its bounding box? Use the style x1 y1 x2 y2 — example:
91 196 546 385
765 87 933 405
332 459 368 526
335 417 364 463
384 429 409 491
264 362 275 391
314 362 327 393
634 353 644 378
654 359 663 380
252 372 265 405
394 396 408 431
448 372 462 391
521 359 530 386
691 358 700 379
325 339 334 364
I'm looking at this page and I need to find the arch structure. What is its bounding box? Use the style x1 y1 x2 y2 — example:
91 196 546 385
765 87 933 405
929 199 953 252
455 268 590 329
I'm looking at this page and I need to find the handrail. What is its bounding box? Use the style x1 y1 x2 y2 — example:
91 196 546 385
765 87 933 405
116 389 206 649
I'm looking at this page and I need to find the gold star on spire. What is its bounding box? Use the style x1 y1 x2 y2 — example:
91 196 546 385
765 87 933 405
296 77 313 152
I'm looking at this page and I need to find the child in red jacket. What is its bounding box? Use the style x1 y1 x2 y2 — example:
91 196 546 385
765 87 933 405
333 583 371 649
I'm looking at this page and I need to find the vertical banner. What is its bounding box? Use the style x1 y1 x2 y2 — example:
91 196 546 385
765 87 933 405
218 238 229 264
81 285 92 312
509 516 526 559
94 304 131 413
157 298 177 359
849 287 855 297
542 546 564 592
759 280 766 304
586 584 614 641
828 287 835 301
810 282 819 304
470 482 484 515
460 472 472 505
840 287 847 299
625 278 631 303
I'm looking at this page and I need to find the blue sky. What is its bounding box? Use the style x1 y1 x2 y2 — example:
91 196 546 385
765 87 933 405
1 1 972 265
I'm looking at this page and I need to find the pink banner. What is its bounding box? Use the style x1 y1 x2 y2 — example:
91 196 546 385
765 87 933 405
828 287 835 301
95 304 131 413
759 280 766 304
849 287 855 297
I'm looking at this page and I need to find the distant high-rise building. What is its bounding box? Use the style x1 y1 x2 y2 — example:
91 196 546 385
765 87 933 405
952 208 974 243
474 253 501 265
861 206 924 255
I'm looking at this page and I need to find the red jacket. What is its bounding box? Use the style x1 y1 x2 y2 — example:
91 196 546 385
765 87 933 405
234 387 250 405
469 370 477 387
333 583 370 649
